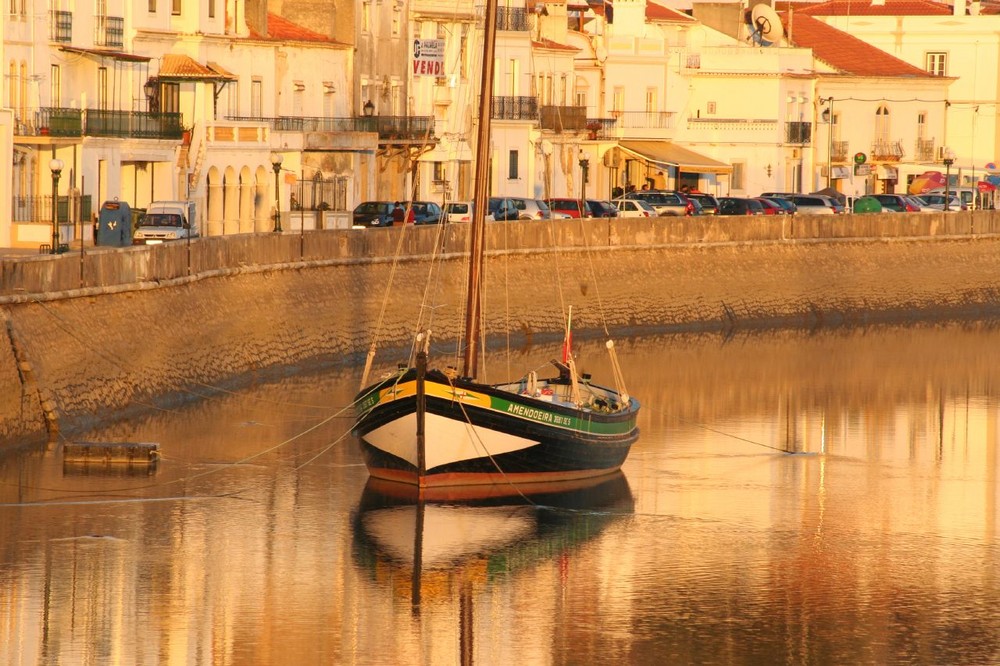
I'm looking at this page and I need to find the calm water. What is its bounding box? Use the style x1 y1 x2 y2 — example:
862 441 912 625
3 322 1000 665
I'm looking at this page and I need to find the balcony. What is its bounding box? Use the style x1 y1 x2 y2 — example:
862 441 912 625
610 111 674 129
14 107 83 136
85 110 184 139
539 105 587 132
11 195 92 223
232 114 435 142
496 6 529 31
94 16 124 48
871 140 905 161
493 96 538 121
785 121 812 144
831 140 848 163
585 118 618 140
49 10 72 42
915 137 936 162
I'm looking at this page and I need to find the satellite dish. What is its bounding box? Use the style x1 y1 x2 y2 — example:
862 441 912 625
749 4 784 46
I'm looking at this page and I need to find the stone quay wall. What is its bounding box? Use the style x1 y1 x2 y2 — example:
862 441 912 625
4 210 1000 447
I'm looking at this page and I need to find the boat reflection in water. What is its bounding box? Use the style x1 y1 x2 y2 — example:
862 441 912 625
351 471 634 609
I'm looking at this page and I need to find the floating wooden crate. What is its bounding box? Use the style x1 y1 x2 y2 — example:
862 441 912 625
63 441 160 465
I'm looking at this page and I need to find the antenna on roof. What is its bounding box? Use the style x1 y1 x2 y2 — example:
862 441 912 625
747 3 784 46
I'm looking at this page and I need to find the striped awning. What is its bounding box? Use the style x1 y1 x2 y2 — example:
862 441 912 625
619 140 732 174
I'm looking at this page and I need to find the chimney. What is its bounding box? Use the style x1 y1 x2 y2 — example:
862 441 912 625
953 0 966 15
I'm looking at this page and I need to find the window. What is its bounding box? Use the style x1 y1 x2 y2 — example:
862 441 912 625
612 86 624 115
575 90 587 108
50 65 60 107
293 82 304 116
391 6 401 36
7 61 14 109
731 161 744 191
433 161 445 183
508 150 519 180
362 1 370 32
875 104 889 144
707 101 717 115
323 82 336 117
172 0 180 15
161 82 179 113
208 0 214 18
98 67 107 110
917 111 926 139
251 78 262 117
925 52 946 76
508 59 519 96
148 0 155 13
645 88 656 113
227 80 239 117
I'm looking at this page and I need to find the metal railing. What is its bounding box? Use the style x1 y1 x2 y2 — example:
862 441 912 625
609 110 674 129
228 115 434 141
831 140 849 162
785 121 812 144
871 140 905 161
915 138 936 162
493 96 538 121
585 118 618 139
496 6 529 30
11 194 92 223
85 110 184 139
49 10 72 42
14 107 83 136
539 105 587 132
94 16 124 48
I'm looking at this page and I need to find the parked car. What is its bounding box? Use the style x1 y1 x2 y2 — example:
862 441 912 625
352 201 395 227
546 198 586 218
904 195 937 212
613 198 656 217
412 201 444 224
684 192 719 215
927 187 994 210
585 199 619 218
871 194 920 213
508 197 553 220
488 197 520 221
784 195 840 215
717 197 765 216
759 196 796 215
753 197 782 215
920 193 966 211
444 201 495 222
622 190 695 216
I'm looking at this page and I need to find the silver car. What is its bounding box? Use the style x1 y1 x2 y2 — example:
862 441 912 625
508 197 553 220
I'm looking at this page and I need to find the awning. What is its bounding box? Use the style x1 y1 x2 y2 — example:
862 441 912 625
831 166 851 179
418 139 472 162
877 165 899 180
157 54 237 81
59 46 150 63
619 140 732 174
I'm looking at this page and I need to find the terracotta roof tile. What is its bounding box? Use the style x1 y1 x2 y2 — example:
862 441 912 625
248 13 332 42
784 12 939 77
532 38 581 52
795 0 952 17
646 1 696 21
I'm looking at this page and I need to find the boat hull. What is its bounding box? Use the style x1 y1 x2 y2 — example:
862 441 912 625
353 369 639 487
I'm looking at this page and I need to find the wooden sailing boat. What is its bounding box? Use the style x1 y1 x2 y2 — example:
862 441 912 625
352 0 640 488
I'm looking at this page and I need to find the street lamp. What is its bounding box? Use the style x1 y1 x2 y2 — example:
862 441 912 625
362 100 375 117
49 158 63 254
942 147 955 211
578 150 589 214
821 97 834 189
270 152 283 232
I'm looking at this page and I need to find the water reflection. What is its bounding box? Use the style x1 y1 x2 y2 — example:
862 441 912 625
3 322 1000 663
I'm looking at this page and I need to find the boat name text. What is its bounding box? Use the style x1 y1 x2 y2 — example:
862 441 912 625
506 403 572 426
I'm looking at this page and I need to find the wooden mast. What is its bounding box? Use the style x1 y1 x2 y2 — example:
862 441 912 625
462 0 499 380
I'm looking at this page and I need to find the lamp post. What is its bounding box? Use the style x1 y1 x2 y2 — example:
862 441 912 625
822 97 834 189
942 147 955 211
270 152 283 232
363 99 375 117
49 158 63 254
578 151 589 215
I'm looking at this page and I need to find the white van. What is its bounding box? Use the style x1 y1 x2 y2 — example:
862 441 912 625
926 187 995 211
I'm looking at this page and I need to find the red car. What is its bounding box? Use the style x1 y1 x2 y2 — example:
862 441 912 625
545 198 585 218
753 197 782 215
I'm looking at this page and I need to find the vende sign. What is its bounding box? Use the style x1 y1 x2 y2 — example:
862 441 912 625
412 39 445 77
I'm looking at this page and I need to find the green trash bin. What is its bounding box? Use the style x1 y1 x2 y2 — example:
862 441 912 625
853 196 882 213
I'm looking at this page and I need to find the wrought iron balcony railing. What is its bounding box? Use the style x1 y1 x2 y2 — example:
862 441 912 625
915 137 936 162
11 194 92 223
229 115 435 141
496 6 529 31
585 118 618 139
49 10 72 42
871 140 905 161
831 140 848 162
14 107 83 136
493 96 538 121
85 110 184 139
785 121 812 144
609 110 674 129
539 105 587 132
94 16 124 48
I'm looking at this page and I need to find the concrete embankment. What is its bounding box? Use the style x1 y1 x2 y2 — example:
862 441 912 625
4 211 1000 446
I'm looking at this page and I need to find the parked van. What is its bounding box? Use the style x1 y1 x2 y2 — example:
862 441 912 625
926 187 996 211
132 201 198 244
